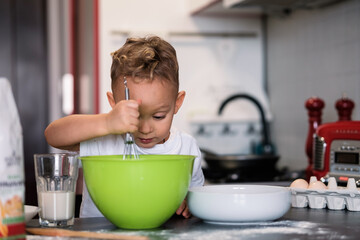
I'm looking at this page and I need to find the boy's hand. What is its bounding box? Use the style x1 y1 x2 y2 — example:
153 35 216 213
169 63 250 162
176 199 191 218
106 100 140 134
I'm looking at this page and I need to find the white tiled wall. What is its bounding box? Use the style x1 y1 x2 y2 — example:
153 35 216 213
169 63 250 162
267 0 360 170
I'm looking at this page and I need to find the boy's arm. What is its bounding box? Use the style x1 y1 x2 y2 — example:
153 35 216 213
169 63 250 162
44 114 110 151
45 99 140 151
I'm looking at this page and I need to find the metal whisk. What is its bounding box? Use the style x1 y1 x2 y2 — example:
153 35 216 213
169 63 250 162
123 77 140 160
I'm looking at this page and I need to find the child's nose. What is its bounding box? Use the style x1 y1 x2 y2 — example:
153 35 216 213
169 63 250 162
138 120 152 134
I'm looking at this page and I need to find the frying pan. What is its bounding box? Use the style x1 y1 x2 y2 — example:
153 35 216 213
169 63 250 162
201 148 279 171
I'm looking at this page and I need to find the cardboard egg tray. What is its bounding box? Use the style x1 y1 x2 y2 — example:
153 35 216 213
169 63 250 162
290 187 360 211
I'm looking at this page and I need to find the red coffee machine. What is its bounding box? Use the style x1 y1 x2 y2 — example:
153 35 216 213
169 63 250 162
305 96 357 184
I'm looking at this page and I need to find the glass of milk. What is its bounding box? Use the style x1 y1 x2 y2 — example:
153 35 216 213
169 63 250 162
34 153 79 227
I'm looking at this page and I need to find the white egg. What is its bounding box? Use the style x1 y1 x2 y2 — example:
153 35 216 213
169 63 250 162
347 178 357 190
290 179 309 189
327 177 338 189
308 181 327 190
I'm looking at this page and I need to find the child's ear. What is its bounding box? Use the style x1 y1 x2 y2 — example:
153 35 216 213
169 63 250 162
174 91 185 114
106 91 116 109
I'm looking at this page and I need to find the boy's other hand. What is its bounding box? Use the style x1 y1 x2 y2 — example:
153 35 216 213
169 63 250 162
176 199 191 218
106 100 140 134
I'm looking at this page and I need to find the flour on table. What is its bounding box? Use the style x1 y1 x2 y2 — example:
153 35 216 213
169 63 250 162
117 221 350 240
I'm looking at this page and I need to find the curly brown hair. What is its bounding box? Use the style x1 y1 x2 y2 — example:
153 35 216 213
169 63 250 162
110 36 179 93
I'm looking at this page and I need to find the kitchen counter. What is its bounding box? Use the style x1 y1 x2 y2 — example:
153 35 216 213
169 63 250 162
26 207 360 240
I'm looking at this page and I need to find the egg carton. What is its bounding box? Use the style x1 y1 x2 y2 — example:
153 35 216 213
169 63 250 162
290 187 360 211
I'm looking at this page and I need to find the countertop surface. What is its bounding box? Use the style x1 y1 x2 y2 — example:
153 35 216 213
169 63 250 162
26 207 360 240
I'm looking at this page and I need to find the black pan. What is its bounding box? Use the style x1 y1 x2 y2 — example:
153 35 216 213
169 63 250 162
201 148 279 172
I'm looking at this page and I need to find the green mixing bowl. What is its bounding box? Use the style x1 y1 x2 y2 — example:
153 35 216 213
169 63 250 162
80 155 195 229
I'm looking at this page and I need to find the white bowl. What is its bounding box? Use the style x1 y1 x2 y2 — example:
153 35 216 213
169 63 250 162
188 185 291 224
25 205 40 223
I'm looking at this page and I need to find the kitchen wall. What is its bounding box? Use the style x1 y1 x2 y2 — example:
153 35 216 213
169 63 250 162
98 0 271 140
267 0 360 170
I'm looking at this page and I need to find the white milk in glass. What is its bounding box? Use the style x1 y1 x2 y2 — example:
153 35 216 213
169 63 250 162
38 191 75 220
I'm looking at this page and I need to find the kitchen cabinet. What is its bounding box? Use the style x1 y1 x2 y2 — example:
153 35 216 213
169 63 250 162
188 0 261 17
189 0 344 17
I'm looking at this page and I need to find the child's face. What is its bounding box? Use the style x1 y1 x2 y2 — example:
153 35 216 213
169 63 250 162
111 77 184 148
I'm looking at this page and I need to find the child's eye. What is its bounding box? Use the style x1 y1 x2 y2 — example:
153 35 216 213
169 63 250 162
153 115 165 120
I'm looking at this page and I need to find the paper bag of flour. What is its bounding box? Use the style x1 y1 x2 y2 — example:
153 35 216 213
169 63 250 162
0 78 25 238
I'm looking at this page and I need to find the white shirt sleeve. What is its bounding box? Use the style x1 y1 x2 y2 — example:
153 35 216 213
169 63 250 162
189 145 205 188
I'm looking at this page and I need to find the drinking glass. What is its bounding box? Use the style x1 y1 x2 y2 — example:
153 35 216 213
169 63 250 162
34 153 79 227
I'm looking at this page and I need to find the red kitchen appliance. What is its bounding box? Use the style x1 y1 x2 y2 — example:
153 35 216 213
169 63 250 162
311 121 360 185
305 96 356 184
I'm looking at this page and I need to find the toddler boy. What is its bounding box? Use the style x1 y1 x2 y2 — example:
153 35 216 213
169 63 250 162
45 36 204 218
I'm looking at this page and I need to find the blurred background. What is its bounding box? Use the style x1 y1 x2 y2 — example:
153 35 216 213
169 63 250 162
0 0 359 206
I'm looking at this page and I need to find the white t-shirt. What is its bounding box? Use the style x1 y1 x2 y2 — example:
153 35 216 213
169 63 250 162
79 128 204 218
